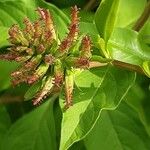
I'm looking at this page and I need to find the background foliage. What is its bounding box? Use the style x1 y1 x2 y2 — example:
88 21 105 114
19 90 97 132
0 0 150 150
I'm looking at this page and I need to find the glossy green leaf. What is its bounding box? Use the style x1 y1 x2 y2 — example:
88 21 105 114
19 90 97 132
95 0 146 41
0 99 57 150
95 0 119 41
84 102 150 150
0 105 11 150
115 0 146 28
0 27 9 47
79 22 98 35
108 28 150 77
59 66 135 150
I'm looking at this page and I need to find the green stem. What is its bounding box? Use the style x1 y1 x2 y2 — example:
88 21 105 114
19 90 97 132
133 1 150 31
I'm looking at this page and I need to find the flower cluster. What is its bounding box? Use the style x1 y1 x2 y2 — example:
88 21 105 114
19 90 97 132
0 6 92 108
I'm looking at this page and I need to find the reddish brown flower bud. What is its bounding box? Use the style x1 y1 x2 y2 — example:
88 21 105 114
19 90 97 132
37 7 56 39
71 5 79 25
37 44 46 54
0 52 18 61
23 17 35 41
27 74 39 84
44 54 55 65
11 70 26 86
11 71 22 77
80 36 92 58
33 21 42 39
15 55 31 63
9 24 29 46
8 25 22 45
33 76 53 105
23 17 34 33
76 57 90 69
44 30 53 47
57 6 79 56
53 75 64 88
65 56 89 69
65 70 74 108
68 6 80 40
36 7 46 20
53 60 64 87
27 63 49 84
68 24 79 41
8 24 19 38
26 48 33 55
58 39 71 54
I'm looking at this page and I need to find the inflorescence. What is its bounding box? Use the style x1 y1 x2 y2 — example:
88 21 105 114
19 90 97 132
0 6 92 108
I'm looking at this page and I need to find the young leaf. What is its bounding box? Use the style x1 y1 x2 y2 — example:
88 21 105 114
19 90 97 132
95 0 147 41
95 0 119 41
115 0 147 28
107 27 150 77
0 99 57 150
84 102 150 150
59 65 136 150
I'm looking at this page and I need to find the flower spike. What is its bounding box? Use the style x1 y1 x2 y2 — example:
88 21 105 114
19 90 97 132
0 6 92 108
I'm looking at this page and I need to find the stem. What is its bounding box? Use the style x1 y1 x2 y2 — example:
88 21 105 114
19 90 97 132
89 60 145 76
0 94 23 104
83 0 97 10
133 1 150 31
112 60 145 75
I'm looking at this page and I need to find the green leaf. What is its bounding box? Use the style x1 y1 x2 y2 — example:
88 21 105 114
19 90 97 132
24 80 43 101
124 76 150 136
0 27 9 47
0 99 57 150
69 141 86 150
95 0 120 41
115 0 147 28
84 101 150 150
0 105 11 149
0 0 69 43
59 66 136 150
0 60 18 92
108 28 150 77
139 19 150 45
79 22 98 35
95 0 146 41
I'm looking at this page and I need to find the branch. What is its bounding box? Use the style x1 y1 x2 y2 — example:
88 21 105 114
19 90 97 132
133 1 150 31
83 0 97 10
